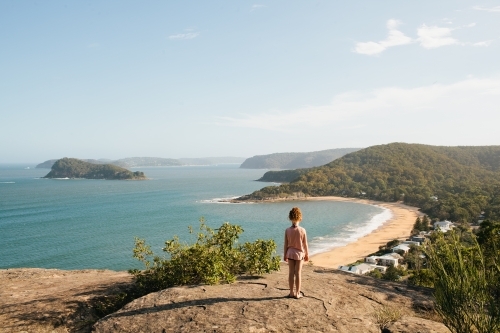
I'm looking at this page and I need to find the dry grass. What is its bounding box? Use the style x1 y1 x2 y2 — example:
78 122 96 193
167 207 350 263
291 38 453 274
373 305 403 329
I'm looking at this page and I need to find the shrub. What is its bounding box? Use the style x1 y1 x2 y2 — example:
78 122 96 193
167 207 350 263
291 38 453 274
373 305 403 330
424 231 500 333
407 268 434 288
129 219 281 294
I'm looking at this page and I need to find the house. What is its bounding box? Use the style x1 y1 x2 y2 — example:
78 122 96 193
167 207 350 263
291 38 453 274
410 235 426 244
392 244 411 255
349 263 375 275
365 253 402 267
434 220 454 232
401 240 420 246
338 263 387 275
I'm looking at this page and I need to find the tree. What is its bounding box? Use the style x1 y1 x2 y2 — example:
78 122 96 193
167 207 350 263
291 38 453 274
421 215 430 231
382 265 400 281
366 269 382 279
130 220 281 294
424 231 500 333
412 217 422 235
407 269 434 288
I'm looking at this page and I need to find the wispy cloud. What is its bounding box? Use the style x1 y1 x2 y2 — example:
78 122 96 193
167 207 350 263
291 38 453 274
473 5 500 12
168 32 200 40
354 19 413 55
356 19 483 53
473 40 493 47
216 77 500 132
251 4 266 11
417 25 460 49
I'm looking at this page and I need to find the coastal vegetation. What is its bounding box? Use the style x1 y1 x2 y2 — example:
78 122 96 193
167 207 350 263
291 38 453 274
43 158 146 180
241 143 500 223
240 148 361 169
423 228 500 333
130 220 280 293
95 220 280 318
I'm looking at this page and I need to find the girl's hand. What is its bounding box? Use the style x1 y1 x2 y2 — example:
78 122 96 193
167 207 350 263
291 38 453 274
304 255 309 262
284 257 288 262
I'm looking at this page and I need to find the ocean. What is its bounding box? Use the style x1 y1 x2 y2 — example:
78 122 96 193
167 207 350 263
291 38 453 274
0 164 390 271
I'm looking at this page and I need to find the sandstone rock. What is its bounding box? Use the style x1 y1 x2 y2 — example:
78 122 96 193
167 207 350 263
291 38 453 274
93 264 450 333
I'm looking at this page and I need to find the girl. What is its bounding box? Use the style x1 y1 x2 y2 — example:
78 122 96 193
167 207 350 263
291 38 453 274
284 207 309 299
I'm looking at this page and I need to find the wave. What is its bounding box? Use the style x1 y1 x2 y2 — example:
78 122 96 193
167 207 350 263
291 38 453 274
199 196 254 204
0 181 15 184
308 206 393 256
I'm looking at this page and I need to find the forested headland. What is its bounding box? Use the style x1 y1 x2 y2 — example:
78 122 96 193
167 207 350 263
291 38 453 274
241 143 500 223
240 148 361 169
44 158 147 180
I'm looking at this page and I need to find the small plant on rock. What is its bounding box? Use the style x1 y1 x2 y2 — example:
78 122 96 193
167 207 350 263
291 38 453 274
129 219 281 294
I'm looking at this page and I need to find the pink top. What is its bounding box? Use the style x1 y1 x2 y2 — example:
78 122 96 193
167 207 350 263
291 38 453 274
284 225 309 260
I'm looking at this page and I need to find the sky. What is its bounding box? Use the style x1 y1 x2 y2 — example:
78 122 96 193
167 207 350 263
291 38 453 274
1 1 499 163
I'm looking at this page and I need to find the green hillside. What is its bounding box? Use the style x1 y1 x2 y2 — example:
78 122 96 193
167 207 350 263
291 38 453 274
240 143 500 223
44 158 147 180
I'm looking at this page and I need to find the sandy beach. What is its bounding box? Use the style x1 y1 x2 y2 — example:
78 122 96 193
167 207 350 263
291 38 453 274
303 196 422 269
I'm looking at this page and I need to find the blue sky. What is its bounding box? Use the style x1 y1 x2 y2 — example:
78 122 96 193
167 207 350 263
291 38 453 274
1 1 499 163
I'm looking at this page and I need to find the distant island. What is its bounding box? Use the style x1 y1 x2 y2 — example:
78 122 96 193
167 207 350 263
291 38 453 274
240 148 361 169
36 156 246 169
43 158 147 180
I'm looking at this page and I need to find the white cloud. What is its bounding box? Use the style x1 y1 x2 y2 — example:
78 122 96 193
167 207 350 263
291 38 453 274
168 32 200 40
417 24 460 49
473 6 500 12
473 40 493 47
216 77 500 133
354 19 413 55
251 4 266 11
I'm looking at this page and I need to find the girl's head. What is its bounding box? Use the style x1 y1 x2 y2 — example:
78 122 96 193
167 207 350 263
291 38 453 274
288 207 302 225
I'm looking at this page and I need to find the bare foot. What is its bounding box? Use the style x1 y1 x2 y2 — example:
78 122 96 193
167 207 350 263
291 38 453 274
295 292 303 299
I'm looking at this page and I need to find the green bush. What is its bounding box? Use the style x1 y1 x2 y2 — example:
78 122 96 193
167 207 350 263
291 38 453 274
129 219 281 294
425 231 500 333
407 269 435 288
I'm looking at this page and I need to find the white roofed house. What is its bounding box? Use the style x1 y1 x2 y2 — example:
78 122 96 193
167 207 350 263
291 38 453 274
349 263 375 275
365 253 402 267
434 220 454 232
338 263 386 275
379 253 402 267
392 244 411 255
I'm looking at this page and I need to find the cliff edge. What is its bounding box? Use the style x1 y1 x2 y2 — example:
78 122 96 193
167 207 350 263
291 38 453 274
0 265 449 333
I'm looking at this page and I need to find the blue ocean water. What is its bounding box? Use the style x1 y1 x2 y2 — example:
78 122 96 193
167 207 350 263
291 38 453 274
0 164 390 271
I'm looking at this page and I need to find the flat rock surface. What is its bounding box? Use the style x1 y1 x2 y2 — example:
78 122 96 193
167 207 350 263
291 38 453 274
94 264 449 333
0 268 133 333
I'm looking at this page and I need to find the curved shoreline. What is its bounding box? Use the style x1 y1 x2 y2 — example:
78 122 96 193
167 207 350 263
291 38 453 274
301 196 421 268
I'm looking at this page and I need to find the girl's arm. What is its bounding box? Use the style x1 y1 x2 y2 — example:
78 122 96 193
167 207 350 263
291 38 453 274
283 230 288 262
303 229 309 261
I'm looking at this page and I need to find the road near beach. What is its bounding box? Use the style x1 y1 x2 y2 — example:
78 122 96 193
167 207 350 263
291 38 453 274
308 197 421 268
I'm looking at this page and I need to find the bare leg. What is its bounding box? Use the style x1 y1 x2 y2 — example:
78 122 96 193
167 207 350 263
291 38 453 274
294 259 304 298
288 259 296 297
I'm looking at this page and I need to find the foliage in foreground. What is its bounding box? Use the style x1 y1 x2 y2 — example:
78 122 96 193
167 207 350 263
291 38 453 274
373 305 403 330
91 220 280 319
129 220 281 294
424 230 500 333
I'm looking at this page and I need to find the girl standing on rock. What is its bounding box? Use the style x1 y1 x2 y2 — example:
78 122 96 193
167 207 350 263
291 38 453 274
284 207 309 299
